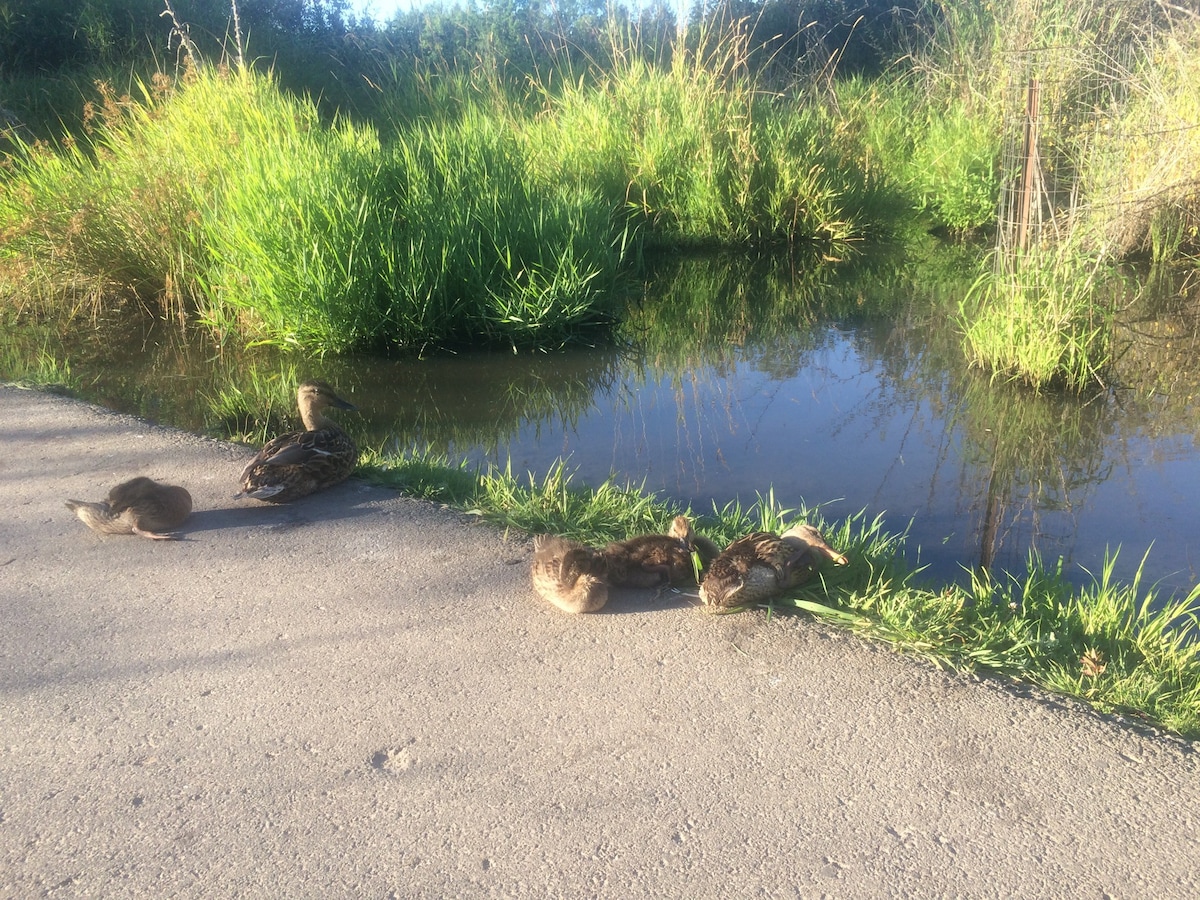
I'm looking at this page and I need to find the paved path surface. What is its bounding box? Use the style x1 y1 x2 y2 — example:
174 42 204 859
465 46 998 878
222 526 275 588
1 384 1197 898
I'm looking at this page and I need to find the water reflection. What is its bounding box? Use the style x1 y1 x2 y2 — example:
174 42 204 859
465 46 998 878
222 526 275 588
4 248 1199 595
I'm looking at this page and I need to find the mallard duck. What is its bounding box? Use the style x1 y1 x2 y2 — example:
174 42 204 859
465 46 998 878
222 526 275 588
531 535 610 614
780 522 849 583
601 515 700 589
66 476 192 540
698 523 847 610
235 380 358 503
669 514 723 572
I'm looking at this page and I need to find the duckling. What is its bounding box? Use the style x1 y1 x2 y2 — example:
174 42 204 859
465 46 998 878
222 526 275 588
66 476 193 540
698 523 847 610
235 380 358 503
698 531 791 610
780 522 849 583
531 534 610 614
601 515 700 589
669 514 723 573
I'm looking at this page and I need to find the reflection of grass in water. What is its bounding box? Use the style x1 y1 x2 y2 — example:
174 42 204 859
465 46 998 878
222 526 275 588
835 261 1122 574
622 242 955 366
0 304 625 454
621 251 831 360
363 452 1200 737
203 363 301 446
1109 270 1200 431
338 349 625 455
949 371 1114 553
5 272 1198 735
956 366 1111 480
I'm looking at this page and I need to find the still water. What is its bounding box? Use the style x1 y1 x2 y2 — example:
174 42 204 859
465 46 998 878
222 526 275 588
7 248 1200 595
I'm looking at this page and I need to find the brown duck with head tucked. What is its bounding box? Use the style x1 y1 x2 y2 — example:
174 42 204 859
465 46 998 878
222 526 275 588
235 380 358 503
601 515 706 589
698 523 847 610
531 534 610 614
66 476 193 540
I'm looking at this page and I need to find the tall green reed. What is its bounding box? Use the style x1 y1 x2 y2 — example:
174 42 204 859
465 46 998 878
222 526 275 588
1 67 625 352
523 16 886 252
376 108 621 351
837 76 1000 235
0 74 204 318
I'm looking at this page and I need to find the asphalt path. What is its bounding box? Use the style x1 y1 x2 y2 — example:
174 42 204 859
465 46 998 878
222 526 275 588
1 384 1197 898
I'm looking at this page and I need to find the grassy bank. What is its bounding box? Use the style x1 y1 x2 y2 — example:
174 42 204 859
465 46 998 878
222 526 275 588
3 347 1197 737
4 1 1197 372
0 18 886 353
846 0 1200 390
361 450 1200 740
0 70 624 352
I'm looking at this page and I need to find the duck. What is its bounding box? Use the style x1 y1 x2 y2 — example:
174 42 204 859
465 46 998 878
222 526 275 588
781 522 849 583
66 476 193 540
531 534 610 614
698 523 847 610
601 515 705 589
672 514 723 573
235 380 358 503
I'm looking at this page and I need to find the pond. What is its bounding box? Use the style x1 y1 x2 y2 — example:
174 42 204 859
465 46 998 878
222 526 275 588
6 243 1200 597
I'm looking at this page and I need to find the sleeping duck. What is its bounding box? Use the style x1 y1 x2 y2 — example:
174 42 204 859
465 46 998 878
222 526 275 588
698 523 847 610
601 515 707 589
66 476 192 540
531 534 610 614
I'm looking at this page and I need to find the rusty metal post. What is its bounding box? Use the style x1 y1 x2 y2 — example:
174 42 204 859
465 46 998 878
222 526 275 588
1016 78 1041 254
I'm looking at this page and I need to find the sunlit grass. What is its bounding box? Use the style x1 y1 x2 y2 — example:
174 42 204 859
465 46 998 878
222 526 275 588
839 76 1001 235
526 20 887 253
1 16 898 352
966 551 1200 735
0 343 77 392
958 247 1116 390
202 361 301 445
0 68 625 352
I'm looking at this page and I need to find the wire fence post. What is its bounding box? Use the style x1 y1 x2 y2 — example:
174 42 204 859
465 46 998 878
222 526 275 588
1016 78 1041 255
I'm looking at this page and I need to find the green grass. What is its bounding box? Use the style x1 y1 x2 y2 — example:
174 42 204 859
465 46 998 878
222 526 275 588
841 0 1200 258
0 68 625 352
4 1 1199 366
194 86 624 352
359 451 1200 739
958 246 1117 390
964 552 1200 735
0 15 898 353
202 361 302 445
839 77 1001 235
0 343 77 392
526 24 889 252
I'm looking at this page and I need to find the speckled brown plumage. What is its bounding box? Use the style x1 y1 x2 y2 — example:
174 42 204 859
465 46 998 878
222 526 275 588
66 476 193 540
699 523 847 610
601 515 701 588
531 534 610 613
235 380 358 504
669 514 722 572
